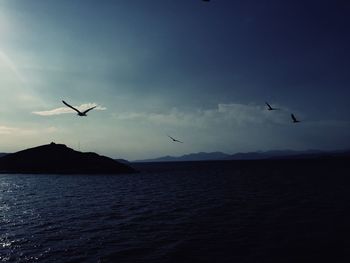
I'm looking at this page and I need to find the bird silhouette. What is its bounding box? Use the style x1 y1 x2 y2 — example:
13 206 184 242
291 113 300 123
62 100 96 116
167 135 183 143
265 102 278 111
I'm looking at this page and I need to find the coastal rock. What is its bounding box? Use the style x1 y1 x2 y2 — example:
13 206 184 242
0 142 136 174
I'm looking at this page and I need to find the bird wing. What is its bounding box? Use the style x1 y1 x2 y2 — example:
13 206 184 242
291 114 297 122
265 102 272 109
62 100 82 114
168 135 183 143
83 106 97 114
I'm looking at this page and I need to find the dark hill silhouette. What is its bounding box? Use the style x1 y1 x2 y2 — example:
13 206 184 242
0 143 136 174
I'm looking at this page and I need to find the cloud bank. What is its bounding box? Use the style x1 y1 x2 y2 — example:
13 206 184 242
0 126 19 134
114 103 290 127
33 103 106 116
0 125 58 135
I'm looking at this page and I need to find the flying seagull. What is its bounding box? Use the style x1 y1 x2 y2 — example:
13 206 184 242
62 100 96 116
168 135 183 143
265 102 278 111
291 113 300 123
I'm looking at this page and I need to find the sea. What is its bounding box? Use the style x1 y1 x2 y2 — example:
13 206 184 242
1 160 349 262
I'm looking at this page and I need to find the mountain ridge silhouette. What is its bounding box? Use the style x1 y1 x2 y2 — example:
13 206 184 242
0 142 136 174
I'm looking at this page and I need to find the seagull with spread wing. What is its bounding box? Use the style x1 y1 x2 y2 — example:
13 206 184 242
62 100 96 116
167 135 183 143
265 102 278 111
291 113 300 123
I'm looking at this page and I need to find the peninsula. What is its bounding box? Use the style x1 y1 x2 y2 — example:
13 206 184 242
0 142 136 174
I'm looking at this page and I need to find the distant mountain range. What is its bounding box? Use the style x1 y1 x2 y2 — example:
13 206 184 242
135 152 229 162
134 149 350 162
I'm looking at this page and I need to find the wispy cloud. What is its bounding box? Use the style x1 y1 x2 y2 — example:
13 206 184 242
0 126 19 134
0 125 58 135
113 103 350 153
114 103 290 127
115 103 350 129
32 103 107 116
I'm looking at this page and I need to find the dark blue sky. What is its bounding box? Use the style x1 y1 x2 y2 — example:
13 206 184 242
0 0 349 159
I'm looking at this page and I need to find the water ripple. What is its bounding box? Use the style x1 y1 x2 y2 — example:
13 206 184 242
1 162 350 262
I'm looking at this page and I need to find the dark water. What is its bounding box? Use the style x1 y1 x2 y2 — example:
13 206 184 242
1 160 350 262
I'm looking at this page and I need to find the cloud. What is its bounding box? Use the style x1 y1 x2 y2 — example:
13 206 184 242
112 103 298 154
32 103 107 116
0 125 58 135
115 103 350 137
114 103 289 127
113 102 350 153
0 126 19 134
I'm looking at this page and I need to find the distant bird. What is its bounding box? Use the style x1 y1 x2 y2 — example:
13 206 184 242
168 135 183 143
62 100 96 116
291 113 300 123
265 102 278 111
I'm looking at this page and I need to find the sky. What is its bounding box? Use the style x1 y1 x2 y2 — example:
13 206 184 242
0 0 349 160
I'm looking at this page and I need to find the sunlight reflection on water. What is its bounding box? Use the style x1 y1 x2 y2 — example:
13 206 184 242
0 162 349 262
